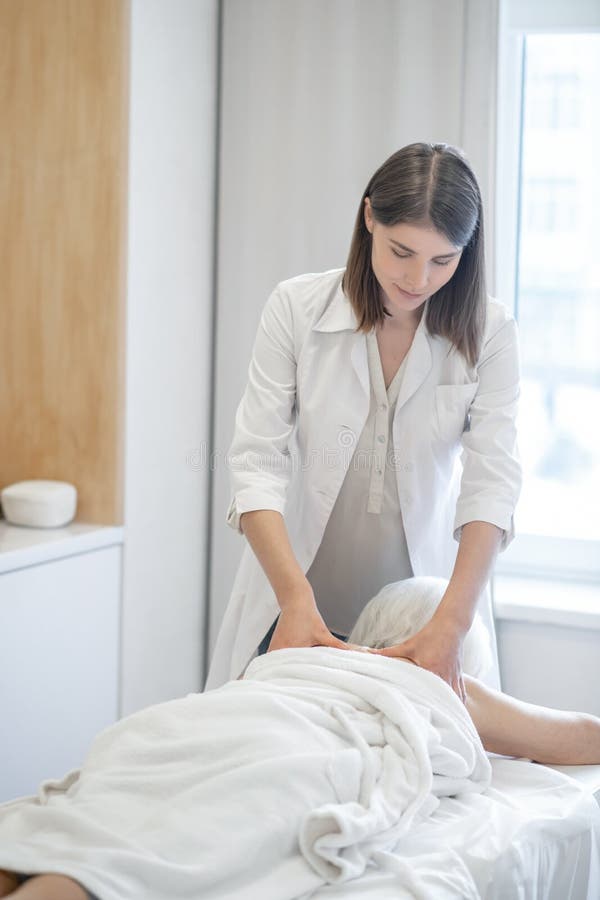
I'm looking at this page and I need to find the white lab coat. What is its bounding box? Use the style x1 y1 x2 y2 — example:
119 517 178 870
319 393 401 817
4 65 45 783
206 268 522 690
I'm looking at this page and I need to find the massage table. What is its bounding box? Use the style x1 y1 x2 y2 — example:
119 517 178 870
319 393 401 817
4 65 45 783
1 649 599 899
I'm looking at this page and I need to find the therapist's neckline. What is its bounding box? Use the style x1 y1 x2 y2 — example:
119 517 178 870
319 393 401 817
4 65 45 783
380 302 425 331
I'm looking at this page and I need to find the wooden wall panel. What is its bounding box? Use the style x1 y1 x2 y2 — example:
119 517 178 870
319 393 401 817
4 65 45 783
0 0 129 523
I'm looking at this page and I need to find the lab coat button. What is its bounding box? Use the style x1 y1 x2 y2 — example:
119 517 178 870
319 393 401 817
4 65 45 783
377 434 385 443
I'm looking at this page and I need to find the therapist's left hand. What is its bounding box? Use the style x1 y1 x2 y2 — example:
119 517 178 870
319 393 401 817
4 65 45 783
372 615 467 704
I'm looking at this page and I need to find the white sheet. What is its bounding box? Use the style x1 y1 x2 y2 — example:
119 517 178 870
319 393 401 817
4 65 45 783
547 763 600 801
306 757 600 899
0 647 599 900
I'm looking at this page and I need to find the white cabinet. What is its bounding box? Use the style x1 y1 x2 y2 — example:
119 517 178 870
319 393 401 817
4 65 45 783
0 525 122 802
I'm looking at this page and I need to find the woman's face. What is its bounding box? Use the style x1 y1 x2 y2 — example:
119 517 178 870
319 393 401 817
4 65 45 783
364 198 463 322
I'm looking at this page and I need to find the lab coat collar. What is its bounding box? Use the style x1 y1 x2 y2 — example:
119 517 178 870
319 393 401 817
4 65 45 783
314 281 433 407
312 279 360 332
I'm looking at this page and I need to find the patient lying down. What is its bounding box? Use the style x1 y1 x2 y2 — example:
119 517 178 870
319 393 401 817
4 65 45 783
1 576 599 900
346 577 600 767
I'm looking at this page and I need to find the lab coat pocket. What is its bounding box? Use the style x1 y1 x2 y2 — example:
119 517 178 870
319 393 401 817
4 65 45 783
434 383 479 444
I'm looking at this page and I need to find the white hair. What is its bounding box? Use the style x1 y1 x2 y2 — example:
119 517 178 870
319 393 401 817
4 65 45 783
347 576 492 679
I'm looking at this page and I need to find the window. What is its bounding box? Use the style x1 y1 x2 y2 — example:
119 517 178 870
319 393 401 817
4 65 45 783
528 70 581 130
496 3 600 579
524 178 577 232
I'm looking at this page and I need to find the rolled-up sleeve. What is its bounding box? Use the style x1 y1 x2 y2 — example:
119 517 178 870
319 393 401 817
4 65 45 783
226 286 297 534
453 316 522 551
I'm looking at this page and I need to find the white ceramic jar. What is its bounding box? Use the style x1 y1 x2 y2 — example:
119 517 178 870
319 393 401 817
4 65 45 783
0 480 78 528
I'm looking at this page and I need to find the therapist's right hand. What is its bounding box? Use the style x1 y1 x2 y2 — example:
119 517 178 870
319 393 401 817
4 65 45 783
267 600 350 653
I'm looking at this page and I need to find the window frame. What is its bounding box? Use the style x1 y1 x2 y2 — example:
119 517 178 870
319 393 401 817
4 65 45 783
494 0 600 580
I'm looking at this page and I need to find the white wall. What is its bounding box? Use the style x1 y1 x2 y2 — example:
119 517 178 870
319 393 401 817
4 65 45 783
497 619 600 717
494 577 600 715
123 0 217 714
208 0 500 666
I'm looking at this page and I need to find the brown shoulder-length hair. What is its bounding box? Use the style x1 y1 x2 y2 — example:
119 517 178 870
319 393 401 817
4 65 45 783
342 142 487 367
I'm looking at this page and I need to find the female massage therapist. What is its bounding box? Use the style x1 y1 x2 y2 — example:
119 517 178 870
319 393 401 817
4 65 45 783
205 142 522 700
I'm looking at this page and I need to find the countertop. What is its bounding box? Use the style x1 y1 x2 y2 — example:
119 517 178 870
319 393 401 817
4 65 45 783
0 520 125 574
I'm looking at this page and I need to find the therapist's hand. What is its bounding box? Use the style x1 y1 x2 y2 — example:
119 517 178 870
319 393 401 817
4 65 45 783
372 614 467 704
268 600 350 653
